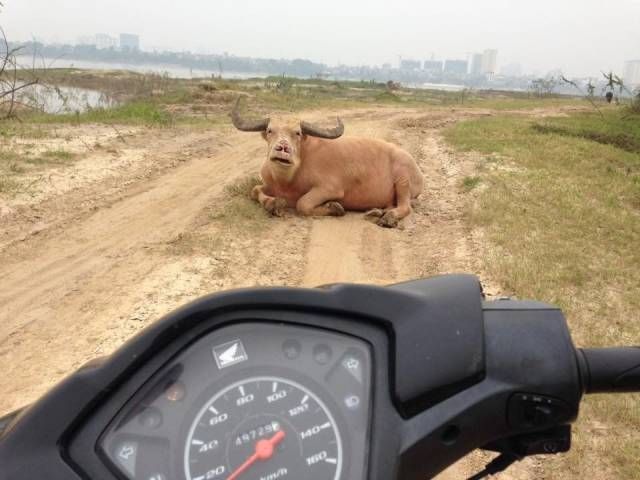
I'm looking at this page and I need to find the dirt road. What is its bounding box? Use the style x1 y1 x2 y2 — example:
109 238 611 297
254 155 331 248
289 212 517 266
1 107 539 478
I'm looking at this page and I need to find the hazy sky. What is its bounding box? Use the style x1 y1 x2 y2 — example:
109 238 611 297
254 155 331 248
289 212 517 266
2 0 639 77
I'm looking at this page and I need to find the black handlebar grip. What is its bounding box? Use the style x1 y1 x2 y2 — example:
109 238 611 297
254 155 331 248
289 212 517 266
578 347 640 393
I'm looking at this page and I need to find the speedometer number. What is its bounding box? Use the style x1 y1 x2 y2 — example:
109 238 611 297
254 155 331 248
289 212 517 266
236 393 255 406
198 465 225 479
208 413 228 426
185 377 343 480
300 422 331 440
196 439 220 453
288 404 309 417
306 450 329 465
267 390 288 403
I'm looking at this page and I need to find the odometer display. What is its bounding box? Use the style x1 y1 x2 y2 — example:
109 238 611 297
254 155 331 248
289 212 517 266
184 376 343 480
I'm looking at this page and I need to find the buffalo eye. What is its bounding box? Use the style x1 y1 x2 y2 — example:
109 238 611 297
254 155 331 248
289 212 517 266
267 128 273 134
296 131 302 136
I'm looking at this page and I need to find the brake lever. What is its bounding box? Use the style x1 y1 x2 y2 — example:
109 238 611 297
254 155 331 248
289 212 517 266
468 425 572 480
466 453 521 480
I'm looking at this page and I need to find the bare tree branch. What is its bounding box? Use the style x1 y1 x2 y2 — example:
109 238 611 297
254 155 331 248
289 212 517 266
560 75 604 118
0 26 42 119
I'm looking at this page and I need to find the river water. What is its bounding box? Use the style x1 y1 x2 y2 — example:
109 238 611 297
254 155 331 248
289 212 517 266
13 56 470 113
16 56 270 80
16 56 476 90
14 56 270 113
15 83 118 114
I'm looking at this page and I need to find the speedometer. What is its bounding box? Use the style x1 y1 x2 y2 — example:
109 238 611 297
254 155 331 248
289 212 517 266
99 323 371 480
184 376 343 480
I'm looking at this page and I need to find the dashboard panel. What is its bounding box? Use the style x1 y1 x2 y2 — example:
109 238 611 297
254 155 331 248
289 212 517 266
6 275 577 480
99 322 373 480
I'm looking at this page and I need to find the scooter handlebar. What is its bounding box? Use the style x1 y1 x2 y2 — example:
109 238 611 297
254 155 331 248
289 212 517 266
578 346 640 393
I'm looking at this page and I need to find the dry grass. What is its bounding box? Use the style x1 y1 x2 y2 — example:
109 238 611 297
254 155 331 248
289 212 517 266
445 110 640 478
167 175 268 257
0 147 77 196
166 232 224 257
222 174 262 198
13 69 585 129
0 176 20 194
210 175 269 229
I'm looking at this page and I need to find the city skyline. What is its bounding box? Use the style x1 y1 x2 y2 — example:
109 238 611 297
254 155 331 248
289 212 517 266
18 37 640 96
16 34 640 89
17 31 639 80
2 0 639 79
25 33 640 85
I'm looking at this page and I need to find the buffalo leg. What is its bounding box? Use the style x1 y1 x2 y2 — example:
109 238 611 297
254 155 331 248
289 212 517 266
251 185 287 217
296 188 345 217
377 176 412 228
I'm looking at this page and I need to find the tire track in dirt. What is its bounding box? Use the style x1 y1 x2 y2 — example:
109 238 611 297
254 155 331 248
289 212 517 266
0 128 265 412
301 215 396 285
299 110 527 479
300 110 490 287
0 107 535 478
301 113 404 286
0 136 257 338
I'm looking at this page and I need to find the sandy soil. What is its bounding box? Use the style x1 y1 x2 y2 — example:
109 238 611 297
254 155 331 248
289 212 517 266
0 106 573 478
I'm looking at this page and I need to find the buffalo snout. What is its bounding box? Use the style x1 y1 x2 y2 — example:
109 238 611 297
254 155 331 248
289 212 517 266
274 143 291 154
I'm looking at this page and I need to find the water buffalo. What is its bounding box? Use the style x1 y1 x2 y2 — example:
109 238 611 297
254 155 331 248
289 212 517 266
231 98 423 227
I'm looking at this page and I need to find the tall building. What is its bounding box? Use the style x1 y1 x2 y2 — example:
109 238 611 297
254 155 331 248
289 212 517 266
400 59 422 71
95 34 117 50
481 49 498 75
624 60 640 87
423 60 443 73
470 53 483 75
444 59 468 75
76 35 96 46
119 33 140 51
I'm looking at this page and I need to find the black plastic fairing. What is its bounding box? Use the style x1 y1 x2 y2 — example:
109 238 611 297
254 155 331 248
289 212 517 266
0 407 25 437
0 275 586 480
388 274 485 415
394 300 582 479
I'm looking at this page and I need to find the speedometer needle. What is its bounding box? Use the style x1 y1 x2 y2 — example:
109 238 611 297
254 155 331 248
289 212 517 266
226 430 286 480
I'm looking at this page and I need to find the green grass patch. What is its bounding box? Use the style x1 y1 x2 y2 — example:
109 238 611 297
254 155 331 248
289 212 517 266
445 109 640 478
465 96 584 111
532 112 640 154
27 100 173 127
461 175 481 191
80 101 172 125
39 149 76 162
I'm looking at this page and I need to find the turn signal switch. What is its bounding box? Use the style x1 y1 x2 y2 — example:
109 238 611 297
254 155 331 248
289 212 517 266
508 393 572 430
